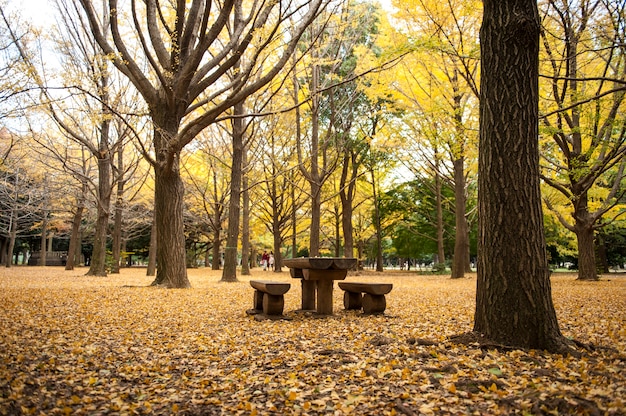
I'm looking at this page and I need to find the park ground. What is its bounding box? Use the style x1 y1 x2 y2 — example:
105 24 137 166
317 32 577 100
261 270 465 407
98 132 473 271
0 267 624 415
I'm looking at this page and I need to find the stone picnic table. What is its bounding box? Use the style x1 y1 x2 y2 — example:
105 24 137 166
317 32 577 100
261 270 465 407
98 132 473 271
283 257 357 315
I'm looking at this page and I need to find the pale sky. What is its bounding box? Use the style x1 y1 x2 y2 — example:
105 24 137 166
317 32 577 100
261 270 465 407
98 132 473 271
13 0 54 26
17 0 395 28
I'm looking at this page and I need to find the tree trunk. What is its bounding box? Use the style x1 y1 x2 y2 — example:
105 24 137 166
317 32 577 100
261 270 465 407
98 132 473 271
67 178 87 270
111 195 122 274
211 231 221 270
111 146 125 274
291 178 298 257
371 167 384 272
334 205 341 257
221 4 245 282
308 64 322 258
151 160 190 288
86 63 113 277
121 239 128 267
0 239 6 266
572 191 599 280
575 219 599 280
340 151 356 260
310 186 321 257
434 162 446 266
6 213 17 268
241 148 251 275
40 212 48 266
85 148 112 277
272 223 282 273
65 203 84 270
341 201 353 258
146 213 157 276
474 0 569 352
270 175 282 272
221 101 245 282
451 157 469 278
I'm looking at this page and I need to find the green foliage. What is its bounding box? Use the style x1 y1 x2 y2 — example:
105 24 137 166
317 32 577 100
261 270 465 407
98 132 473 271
431 262 447 274
378 177 455 260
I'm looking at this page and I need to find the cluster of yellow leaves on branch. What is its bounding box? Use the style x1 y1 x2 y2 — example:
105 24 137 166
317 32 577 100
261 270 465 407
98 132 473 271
0 267 624 415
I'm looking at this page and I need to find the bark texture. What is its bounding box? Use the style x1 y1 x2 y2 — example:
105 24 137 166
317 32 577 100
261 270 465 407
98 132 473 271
474 0 569 352
151 157 189 288
85 144 111 277
451 157 470 278
221 100 244 282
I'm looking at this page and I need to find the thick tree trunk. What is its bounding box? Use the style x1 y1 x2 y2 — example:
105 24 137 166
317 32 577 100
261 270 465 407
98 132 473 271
85 151 112 277
146 106 190 287
572 191 599 280
151 161 190 288
474 0 569 352
575 220 599 280
451 157 469 278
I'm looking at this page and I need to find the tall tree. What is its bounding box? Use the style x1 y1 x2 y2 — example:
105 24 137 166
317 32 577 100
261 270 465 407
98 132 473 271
332 1 385 262
77 0 327 288
474 0 570 352
255 111 307 271
539 0 626 280
391 0 481 278
183 134 230 270
9 0 134 276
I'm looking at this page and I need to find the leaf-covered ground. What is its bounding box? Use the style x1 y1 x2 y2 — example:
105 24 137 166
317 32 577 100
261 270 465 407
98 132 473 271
0 267 624 415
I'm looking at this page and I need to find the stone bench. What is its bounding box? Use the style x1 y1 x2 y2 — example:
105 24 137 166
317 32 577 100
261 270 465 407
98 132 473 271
338 282 393 314
247 280 291 317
